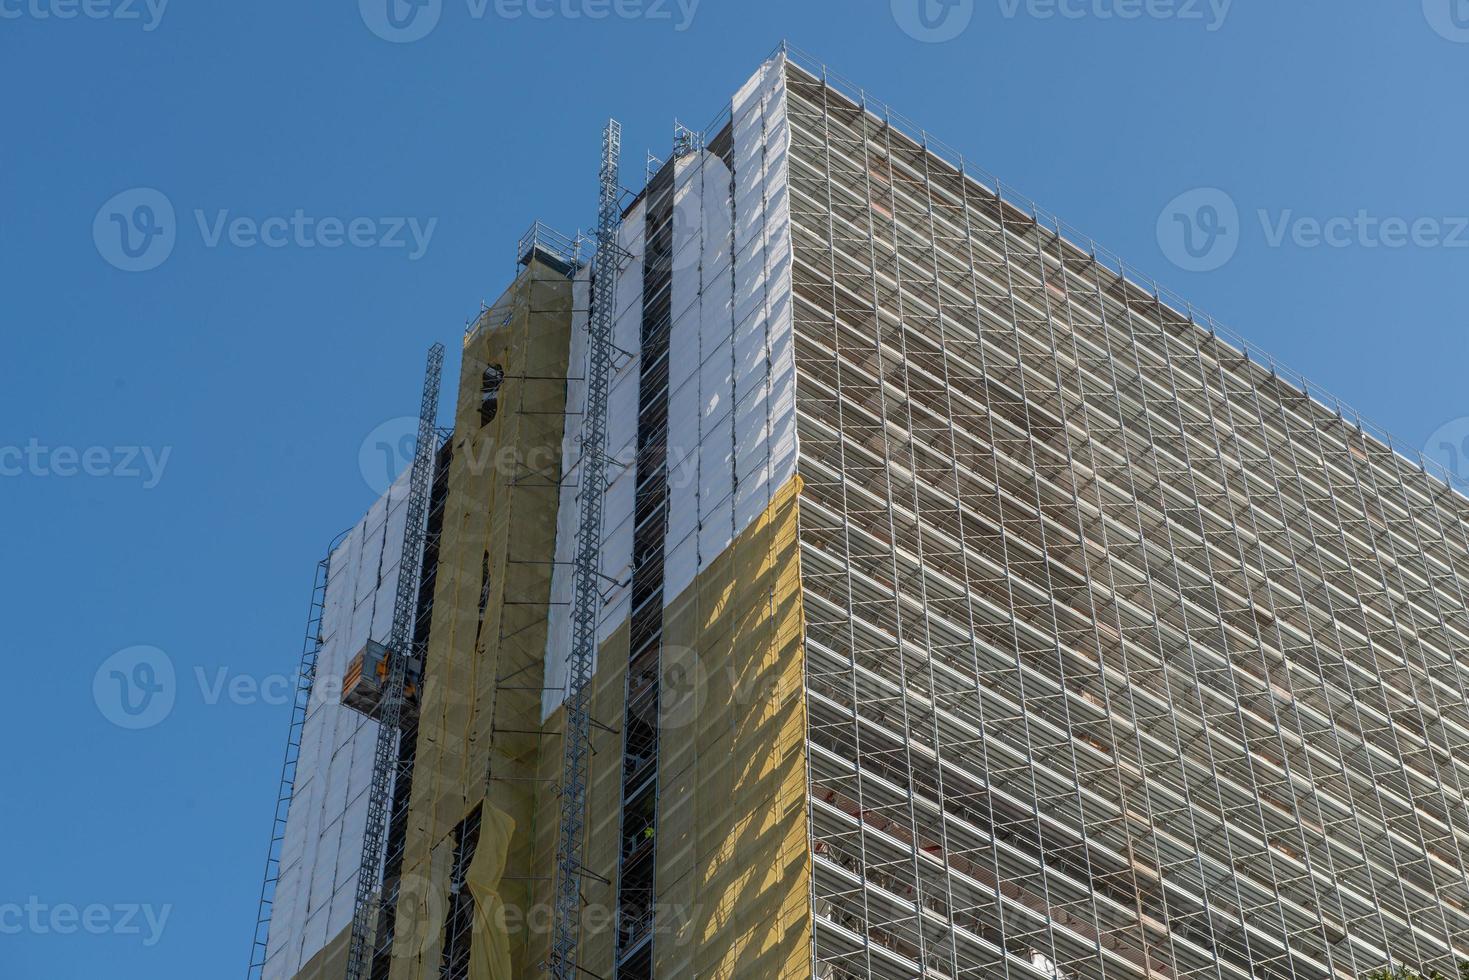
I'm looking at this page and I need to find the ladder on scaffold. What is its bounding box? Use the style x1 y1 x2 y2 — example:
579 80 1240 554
245 543 335 980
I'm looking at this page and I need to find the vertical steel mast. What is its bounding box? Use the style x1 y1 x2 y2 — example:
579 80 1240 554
344 342 445 980
550 118 622 979
245 547 332 980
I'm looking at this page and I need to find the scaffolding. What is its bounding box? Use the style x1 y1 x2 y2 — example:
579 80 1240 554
365 433 451 980
251 44 1469 980
611 145 677 977
779 52 1469 980
517 221 584 278
245 541 338 980
344 343 445 980
550 118 622 980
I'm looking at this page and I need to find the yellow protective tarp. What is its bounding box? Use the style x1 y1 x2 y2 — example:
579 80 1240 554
466 804 516 980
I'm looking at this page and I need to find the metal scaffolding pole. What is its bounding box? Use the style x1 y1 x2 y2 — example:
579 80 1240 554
344 342 445 980
245 545 335 980
550 118 621 980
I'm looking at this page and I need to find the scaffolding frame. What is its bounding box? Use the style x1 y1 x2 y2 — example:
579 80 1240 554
344 343 445 980
518 221 585 277
774 40 1462 497
365 434 452 980
611 146 677 977
550 118 622 980
781 54 1469 980
245 540 339 980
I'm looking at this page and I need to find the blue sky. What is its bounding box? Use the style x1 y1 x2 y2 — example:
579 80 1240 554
3 2 1468 976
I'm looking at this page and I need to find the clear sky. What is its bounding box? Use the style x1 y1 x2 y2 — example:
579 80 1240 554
3 2 1467 977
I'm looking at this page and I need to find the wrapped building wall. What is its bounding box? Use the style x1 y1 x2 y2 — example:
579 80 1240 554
264 468 412 980
258 47 1469 980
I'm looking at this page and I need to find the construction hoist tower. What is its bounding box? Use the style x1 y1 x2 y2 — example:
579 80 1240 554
549 118 622 980
343 342 445 980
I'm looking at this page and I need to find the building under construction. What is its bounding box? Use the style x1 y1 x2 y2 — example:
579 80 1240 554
247 45 1469 980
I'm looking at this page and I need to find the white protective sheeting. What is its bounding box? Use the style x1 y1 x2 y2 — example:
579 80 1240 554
543 270 592 712
664 153 711 603
724 54 796 557
543 207 645 719
263 468 411 980
664 54 796 606
541 52 796 718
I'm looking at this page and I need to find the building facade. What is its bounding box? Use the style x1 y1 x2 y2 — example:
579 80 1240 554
252 48 1469 980
261 467 410 980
